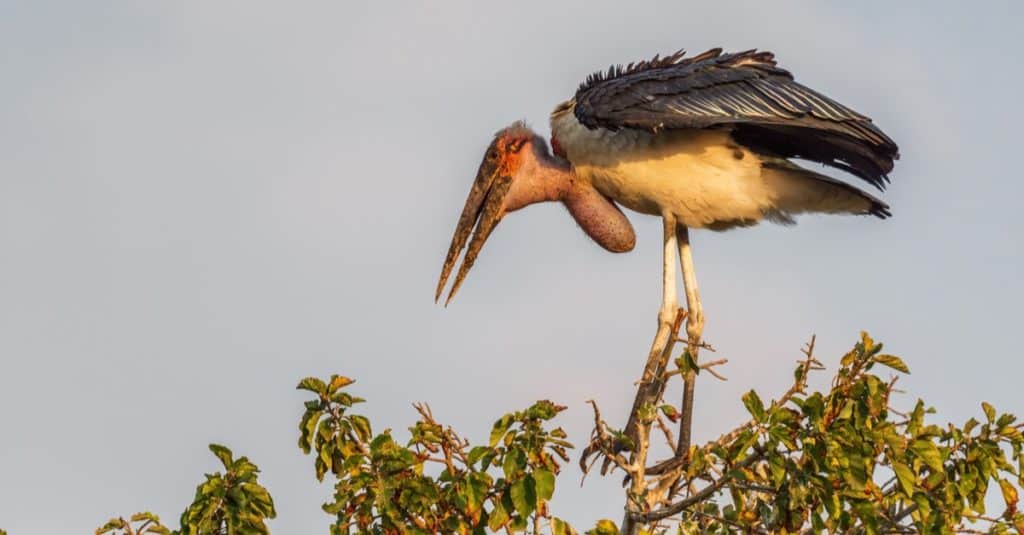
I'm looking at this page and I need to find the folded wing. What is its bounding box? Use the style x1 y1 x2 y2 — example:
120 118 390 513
573 48 899 190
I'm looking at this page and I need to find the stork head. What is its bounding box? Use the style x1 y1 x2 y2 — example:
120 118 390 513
435 122 551 305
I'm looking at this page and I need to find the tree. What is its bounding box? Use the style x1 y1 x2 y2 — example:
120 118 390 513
584 331 1024 534
90 332 1023 534
96 444 275 535
296 376 572 534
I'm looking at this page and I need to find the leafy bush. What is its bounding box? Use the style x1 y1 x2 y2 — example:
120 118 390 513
90 334 1024 534
586 333 1024 533
296 375 575 533
96 444 274 535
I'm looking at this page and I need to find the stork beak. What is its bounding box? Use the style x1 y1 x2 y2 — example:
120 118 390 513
435 149 513 306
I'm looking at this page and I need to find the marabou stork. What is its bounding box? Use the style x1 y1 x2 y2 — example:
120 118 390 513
435 48 898 418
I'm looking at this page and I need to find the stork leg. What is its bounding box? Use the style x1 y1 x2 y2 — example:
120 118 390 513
675 225 704 455
623 213 680 446
619 215 688 535
657 216 681 338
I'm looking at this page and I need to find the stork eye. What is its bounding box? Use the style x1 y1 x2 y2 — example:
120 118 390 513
507 140 525 153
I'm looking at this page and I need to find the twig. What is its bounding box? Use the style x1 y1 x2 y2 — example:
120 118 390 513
412 402 471 473
891 503 918 524
661 358 727 382
655 415 676 451
730 482 777 494
647 338 820 479
674 338 716 352
692 510 770 534
581 400 633 478
676 369 697 456
630 452 764 523
699 359 729 381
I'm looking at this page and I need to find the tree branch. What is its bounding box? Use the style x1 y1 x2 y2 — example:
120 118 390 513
629 452 764 523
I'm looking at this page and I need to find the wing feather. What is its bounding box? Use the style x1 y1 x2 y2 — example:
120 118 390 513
573 49 899 189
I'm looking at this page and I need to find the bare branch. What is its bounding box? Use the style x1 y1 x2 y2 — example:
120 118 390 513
699 358 729 381
581 400 633 478
655 415 676 451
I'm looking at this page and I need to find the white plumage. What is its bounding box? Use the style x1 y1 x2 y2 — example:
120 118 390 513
551 103 880 230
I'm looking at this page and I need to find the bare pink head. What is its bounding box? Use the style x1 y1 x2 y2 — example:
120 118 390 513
436 122 635 305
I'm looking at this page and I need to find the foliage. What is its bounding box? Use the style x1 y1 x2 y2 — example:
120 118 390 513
96 512 171 535
296 375 577 534
92 333 1024 534
590 333 1024 534
97 445 275 535
178 444 276 535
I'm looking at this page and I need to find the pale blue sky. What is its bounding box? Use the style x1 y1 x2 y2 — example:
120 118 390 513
1 1 1022 532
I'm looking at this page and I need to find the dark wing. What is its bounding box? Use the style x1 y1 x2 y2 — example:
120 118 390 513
574 49 899 190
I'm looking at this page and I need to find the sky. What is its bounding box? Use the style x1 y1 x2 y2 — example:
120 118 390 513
1 1 1022 532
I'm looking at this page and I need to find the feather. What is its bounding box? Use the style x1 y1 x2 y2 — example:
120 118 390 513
573 48 899 190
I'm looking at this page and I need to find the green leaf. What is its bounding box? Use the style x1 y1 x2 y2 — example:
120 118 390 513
983 402 997 423
208 443 234 469
479 449 497 471
349 414 372 441
502 448 526 479
860 331 877 354
534 468 555 501
742 390 766 422
874 354 910 374
488 496 510 531
907 400 925 436
510 475 537 517
589 519 619 535
242 482 276 511
296 377 328 395
893 461 916 496
467 446 490 466
298 409 322 454
999 478 1019 511
613 432 635 453
910 440 944 473
840 348 858 367
464 473 488 515
552 518 575 535
369 433 391 455
526 400 563 420
129 512 158 523
330 391 364 406
489 414 512 447
1019 456 1024 488
963 417 980 435
96 518 127 534
676 349 699 375
327 375 354 393
767 452 786 486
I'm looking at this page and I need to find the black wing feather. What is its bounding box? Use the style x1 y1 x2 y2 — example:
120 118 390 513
574 49 899 190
